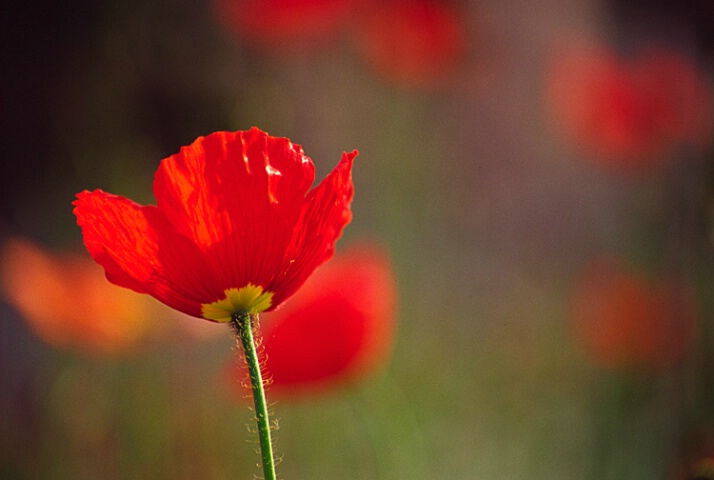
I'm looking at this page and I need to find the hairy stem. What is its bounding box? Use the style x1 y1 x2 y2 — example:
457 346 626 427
231 312 277 480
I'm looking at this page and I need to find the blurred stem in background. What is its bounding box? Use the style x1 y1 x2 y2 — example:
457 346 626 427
231 312 277 480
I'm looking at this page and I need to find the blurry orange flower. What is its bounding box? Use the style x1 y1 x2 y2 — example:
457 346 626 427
353 0 468 89
213 0 359 51
73 128 357 324
570 255 697 370
0 237 219 355
224 244 398 399
546 43 713 171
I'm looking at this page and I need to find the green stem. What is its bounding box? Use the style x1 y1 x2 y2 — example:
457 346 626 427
231 312 277 480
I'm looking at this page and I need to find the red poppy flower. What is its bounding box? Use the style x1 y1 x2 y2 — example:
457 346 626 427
73 128 357 323
0 237 219 355
570 255 697 370
353 0 468 89
213 0 359 51
224 243 397 399
545 42 712 172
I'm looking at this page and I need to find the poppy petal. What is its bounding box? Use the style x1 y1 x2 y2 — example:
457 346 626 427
223 243 397 400
73 190 213 318
153 129 317 299
270 150 357 307
265 245 396 389
74 129 358 322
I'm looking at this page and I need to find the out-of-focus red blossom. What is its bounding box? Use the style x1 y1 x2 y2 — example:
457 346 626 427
0 237 220 356
570 256 698 371
73 128 357 324
213 0 359 51
224 244 397 399
353 0 468 89
546 42 713 172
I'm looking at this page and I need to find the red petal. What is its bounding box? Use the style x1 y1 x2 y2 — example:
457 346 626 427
73 190 213 318
74 129 357 320
153 129 317 297
269 149 357 308
264 245 396 389
223 244 397 399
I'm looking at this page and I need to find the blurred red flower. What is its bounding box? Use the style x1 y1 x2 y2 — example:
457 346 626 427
0 237 220 355
213 0 359 51
73 128 357 323
353 0 468 89
546 43 713 172
224 243 398 399
570 256 697 371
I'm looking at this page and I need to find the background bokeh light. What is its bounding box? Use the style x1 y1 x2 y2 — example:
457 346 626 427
3 0 714 479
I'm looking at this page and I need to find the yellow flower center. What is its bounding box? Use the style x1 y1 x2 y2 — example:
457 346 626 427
201 284 274 322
